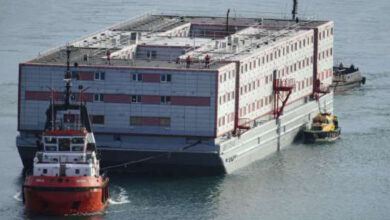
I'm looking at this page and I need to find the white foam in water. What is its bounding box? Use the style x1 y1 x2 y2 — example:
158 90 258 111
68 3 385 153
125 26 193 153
13 191 22 202
108 185 130 205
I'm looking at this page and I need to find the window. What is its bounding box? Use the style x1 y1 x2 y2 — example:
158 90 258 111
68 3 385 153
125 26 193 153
130 117 142 126
131 32 137 40
75 169 80 174
160 118 171 127
91 115 104 124
72 146 83 152
59 138 71 151
132 73 143 81
131 95 142 103
94 72 105 80
44 137 57 144
71 71 79 80
45 146 57 151
94 94 104 102
160 96 171 104
72 138 84 144
43 169 47 174
151 50 157 59
161 74 172 82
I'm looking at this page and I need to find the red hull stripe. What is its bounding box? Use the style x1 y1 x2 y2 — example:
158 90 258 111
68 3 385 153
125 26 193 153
142 95 161 104
142 74 161 83
25 91 93 102
78 71 95 80
171 96 210 106
24 176 107 188
104 94 130 103
23 186 104 191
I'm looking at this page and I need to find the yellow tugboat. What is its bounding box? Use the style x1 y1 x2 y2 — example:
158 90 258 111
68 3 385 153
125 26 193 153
304 113 341 143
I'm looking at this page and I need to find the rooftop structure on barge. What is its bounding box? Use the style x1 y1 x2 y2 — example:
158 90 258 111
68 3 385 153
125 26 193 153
17 10 335 174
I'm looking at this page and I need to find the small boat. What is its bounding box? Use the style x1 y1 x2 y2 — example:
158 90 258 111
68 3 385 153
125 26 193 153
304 112 341 143
22 47 109 215
331 63 366 93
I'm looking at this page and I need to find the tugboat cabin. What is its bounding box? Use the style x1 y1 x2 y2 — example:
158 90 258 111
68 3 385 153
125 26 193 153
33 129 99 177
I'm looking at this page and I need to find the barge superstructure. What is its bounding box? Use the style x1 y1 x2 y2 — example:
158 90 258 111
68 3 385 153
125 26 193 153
17 11 334 174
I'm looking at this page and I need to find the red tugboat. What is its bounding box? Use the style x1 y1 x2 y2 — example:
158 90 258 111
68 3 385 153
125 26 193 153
23 47 109 215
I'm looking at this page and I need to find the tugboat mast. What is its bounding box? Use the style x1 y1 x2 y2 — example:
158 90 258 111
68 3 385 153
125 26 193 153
64 46 72 106
292 0 298 20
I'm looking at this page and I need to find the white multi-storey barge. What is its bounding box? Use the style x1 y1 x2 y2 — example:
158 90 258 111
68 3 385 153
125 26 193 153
17 12 334 174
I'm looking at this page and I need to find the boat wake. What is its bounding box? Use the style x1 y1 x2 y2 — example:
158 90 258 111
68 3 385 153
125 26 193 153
13 191 22 202
108 185 130 205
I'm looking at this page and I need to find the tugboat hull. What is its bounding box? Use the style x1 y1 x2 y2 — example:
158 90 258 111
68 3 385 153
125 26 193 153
23 176 109 215
304 128 341 143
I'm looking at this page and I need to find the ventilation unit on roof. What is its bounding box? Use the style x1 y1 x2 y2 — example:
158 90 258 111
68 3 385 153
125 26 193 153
233 37 239 44
111 38 117 47
214 41 219 49
232 45 237 53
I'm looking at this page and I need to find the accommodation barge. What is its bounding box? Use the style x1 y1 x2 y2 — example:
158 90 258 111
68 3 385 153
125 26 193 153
17 12 334 174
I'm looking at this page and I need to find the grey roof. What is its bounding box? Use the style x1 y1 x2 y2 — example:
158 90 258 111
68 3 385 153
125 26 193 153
26 13 330 70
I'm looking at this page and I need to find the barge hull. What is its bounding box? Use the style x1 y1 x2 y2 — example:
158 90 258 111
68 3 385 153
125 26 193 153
18 94 333 174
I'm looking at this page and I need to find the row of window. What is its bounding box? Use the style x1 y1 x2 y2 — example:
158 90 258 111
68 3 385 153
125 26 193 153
238 36 314 75
89 115 172 127
318 27 334 41
220 46 331 86
219 91 235 105
71 71 173 83
219 70 236 83
237 48 333 99
219 51 333 107
130 117 171 127
318 48 333 61
93 94 172 104
217 71 334 128
219 28 333 84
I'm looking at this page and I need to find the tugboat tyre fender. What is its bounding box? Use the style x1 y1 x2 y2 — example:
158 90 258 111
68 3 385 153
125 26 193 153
361 77 366 85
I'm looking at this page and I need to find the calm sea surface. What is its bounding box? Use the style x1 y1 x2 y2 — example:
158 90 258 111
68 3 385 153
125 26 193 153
0 0 389 219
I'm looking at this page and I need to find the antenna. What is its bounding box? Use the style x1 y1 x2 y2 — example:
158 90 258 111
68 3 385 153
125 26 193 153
226 9 230 35
64 46 72 106
292 0 298 20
